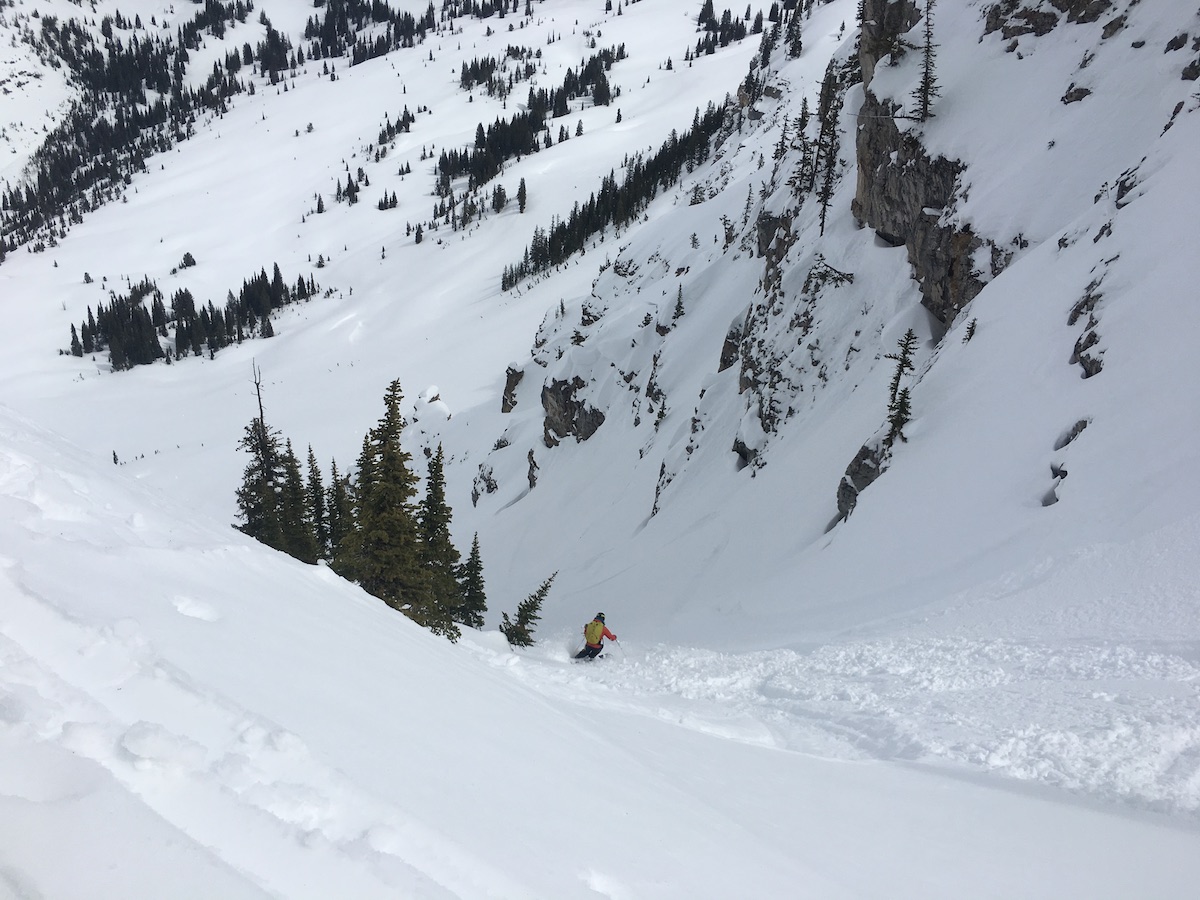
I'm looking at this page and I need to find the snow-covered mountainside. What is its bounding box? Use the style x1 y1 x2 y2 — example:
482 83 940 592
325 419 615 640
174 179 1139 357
2 0 1200 895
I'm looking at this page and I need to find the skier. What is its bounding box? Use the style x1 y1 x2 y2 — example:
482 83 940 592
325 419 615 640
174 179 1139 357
574 612 617 660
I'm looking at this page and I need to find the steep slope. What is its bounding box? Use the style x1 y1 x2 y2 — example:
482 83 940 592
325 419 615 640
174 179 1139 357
461 0 1200 645
5 408 1200 898
1 1 1200 891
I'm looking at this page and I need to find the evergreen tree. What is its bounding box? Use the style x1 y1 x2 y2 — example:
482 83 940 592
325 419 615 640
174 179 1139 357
885 328 918 406
349 381 439 632
279 439 319 563
306 444 329 559
593 72 611 106
911 1 940 123
817 143 837 236
500 573 555 647
456 533 488 629
327 458 355 572
517 177 527 213
786 6 803 57
418 445 464 639
234 365 286 551
886 386 913 446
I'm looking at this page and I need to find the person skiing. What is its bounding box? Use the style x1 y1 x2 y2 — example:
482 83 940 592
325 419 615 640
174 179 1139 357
574 612 616 660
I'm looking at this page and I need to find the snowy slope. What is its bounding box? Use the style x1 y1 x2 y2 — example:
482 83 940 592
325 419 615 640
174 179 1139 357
2 0 1200 895
4 404 1200 898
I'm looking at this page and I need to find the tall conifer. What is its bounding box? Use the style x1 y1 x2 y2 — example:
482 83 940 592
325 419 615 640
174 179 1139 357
279 439 319 563
327 459 355 574
419 445 463 637
306 444 329 560
234 364 285 550
351 381 439 631
911 1 940 123
457 533 488 629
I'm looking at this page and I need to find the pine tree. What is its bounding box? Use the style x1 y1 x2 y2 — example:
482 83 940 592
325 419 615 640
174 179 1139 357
885 328 918 406
517 177 527 213
911 1 940 123
418 445 464 639
234 364 285 550
786 6 802 57
500 573 555 647
279 439 319 563
327 459 355 573
306 445 329 559
349 381 437 630
886 386 913 446
817 144 837 236
457 533 488 629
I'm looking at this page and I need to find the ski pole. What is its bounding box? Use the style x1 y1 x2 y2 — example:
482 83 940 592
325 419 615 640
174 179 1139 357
615 638 627 659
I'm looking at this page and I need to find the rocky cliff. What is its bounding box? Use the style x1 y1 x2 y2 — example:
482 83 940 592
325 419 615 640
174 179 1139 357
852 0 988 327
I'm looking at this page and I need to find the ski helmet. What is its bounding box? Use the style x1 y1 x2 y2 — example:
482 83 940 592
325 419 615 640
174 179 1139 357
595 613 605 622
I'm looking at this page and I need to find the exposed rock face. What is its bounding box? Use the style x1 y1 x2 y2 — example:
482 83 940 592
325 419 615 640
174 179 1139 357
732 438 754 469
860 0 922 86
719 310 746 373
527 449 539 489
853 0 987 325
1070 329 1104 377
986 6 1060 39
1050 0 1112 25
836 441 889 520
738 211 796 397
501 365 524 413
984 0 1114 38
471 464 497 507
756 210 793 260
541 377 606 447
1061 84 1092 103
1054 418 1090 451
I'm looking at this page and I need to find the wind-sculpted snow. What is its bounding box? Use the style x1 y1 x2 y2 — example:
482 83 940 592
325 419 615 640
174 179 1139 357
509 636 1200 817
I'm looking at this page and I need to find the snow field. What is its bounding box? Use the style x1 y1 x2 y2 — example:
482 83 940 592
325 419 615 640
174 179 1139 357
3 0 1200 895
510 626 1200 816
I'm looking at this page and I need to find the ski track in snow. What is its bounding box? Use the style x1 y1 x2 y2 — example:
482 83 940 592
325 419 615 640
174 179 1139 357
505 637 1200 819
0 584 516 899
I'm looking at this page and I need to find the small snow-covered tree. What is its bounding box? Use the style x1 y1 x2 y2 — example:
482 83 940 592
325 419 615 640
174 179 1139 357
886 328 918 406
886 386 913 446
500 573 555 647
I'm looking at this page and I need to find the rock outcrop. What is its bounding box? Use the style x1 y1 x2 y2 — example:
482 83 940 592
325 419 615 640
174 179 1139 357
836 440 889 521
541 377 606 447
501 365 524 413
852 0 986 325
